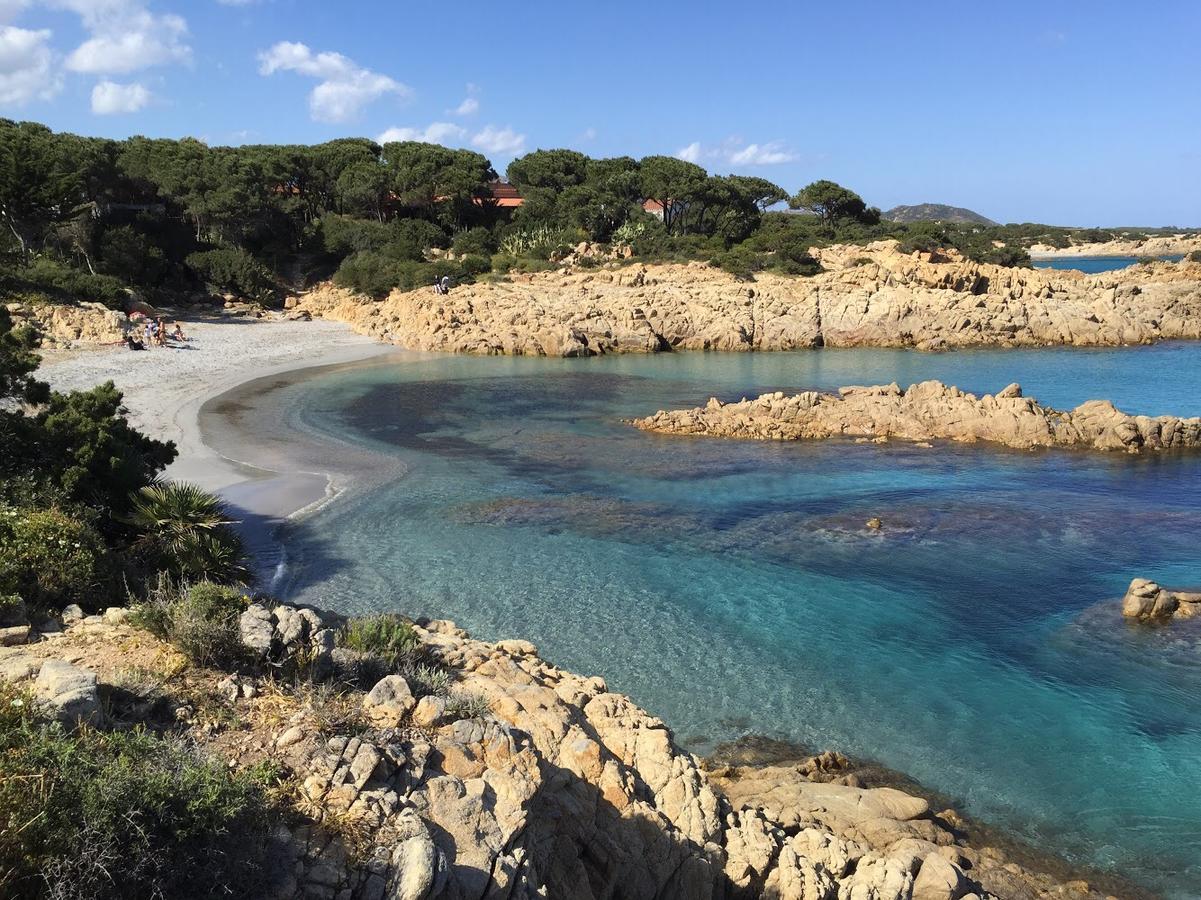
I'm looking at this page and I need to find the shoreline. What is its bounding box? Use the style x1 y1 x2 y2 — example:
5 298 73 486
38 315 398 584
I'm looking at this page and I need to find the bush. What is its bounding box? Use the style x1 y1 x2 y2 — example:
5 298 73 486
334 252 487 297
452 226 496 256
0 681 275 900
186 248 277 303
0 257 127 310
132 579 248 666
0 507 107 614
490 252 516 273
1188 250 1201 263
127 482 250 585
338 613 421 669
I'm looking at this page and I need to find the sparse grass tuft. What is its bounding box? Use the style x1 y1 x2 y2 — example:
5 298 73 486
337 614 421 670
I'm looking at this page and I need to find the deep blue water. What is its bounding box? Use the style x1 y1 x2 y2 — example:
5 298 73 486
1033 255 1184 273
271 344 1201 897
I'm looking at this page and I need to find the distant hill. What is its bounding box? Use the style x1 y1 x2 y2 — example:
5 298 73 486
884 204 997 226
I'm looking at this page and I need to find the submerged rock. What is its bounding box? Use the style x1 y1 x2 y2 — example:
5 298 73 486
633 380 1201 453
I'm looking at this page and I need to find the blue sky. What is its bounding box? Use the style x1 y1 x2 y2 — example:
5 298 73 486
2 0 1198 225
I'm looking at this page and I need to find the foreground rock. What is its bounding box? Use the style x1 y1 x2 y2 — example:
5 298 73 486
0 605 1133 899
633 380 1201 453
1121 578 1201 622
293 241 1201 356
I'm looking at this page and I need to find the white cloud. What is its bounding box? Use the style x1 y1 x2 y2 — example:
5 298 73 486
0 25 61 105
579 126 597 142
471 124 524 156
377 121 466 145
728 140 797 166
258 40 410 122
676 138 797 166
449 81 478 116
90 79 150 113
53 0 191 75
675 141 701 163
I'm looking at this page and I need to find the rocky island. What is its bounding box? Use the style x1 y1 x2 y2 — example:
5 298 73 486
291 242 1201 357
632 380 1201 453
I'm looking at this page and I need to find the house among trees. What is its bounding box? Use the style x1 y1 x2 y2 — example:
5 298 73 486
483 180 523 208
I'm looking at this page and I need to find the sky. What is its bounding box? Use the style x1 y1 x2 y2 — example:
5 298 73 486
1 0 1198 226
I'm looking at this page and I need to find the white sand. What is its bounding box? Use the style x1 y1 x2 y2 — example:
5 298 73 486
38 316 392 505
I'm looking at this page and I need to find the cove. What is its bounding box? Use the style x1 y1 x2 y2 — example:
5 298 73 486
1032 255 1184 273
235 343 1201 898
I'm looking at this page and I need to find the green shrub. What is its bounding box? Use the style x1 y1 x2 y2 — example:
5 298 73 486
0 257 127 310
127 482 250 584
444 690 491 720
0 681 274 900
458 254 492 278
0 507 107 614
490 252 516 273
338 613 421 669
452 226 496 256
132 579 248 666
186 248 277 303
1188 250 1201 263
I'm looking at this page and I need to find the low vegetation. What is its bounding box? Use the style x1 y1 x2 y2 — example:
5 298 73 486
131 579 249 667
0 683 276 900
337 613 421 668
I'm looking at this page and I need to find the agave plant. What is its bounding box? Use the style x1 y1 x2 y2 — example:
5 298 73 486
128 482 251 584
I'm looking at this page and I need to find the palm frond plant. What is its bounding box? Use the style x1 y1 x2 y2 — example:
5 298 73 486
127 482 252 585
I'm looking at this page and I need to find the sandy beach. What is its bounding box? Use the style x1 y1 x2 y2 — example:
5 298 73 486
38 316 395 578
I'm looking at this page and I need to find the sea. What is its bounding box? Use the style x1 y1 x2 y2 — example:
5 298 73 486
211 342 1201 897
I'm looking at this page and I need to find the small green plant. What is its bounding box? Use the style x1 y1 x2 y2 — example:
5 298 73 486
0 506 108 615
444 690 491 720
131 578 248 667
338 613 421 669
851 256 875 267
1187 250 1201 263
0 681 275 900
401 662 452 699
127 482 250 585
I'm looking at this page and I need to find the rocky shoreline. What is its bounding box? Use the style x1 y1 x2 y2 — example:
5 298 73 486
291 241 1201 356
1028 234 1201 260
0 601 1138 900
632 380 1201 453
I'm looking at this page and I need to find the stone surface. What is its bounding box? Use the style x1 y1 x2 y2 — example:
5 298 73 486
1121 577 1201 622
33 659 102 725
633 380 1201 453
293 241 1201 357
363 675 415 726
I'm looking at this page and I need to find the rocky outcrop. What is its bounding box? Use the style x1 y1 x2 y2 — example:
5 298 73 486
293 241 1201 356
1121 578 1201 622
632 380 1201 453
1029 234 1201 259
5 300 129 349
0 605 1130 900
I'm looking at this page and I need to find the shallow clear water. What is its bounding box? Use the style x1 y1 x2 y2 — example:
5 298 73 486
1033 255 1184 273
267 344 1201 897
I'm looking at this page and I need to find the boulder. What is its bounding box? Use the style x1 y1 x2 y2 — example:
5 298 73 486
363 675 415 726
912 853 970 900
34 659 102 726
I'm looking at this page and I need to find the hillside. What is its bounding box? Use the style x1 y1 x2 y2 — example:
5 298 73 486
885 203 998 225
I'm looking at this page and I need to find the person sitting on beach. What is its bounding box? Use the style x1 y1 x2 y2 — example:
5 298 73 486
439 274 451 295
124 333 145 351
172 322 186 342
433 278 445 295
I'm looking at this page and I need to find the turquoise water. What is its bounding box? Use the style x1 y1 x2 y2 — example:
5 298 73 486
1033 255 1184 273
271 344 1201 897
